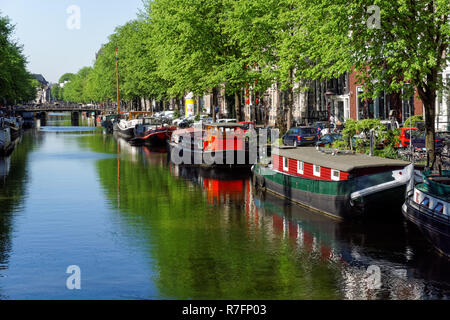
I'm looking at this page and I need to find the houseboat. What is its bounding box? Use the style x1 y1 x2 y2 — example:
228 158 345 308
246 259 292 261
113 118 142 140
0 117 13 156
403 169 450 257
169 123 257 169
5 117 22 141
131 118 176 146
252 146 413 219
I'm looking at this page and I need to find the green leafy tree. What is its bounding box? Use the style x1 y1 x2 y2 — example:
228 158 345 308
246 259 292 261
0 13 36 104
295 0 449 163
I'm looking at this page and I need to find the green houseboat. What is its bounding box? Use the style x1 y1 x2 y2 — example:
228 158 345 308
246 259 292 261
252 146 413 219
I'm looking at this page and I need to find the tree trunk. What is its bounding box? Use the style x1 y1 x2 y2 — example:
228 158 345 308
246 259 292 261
424 94 436 167
196 95 201 115
417 70 438 168
287 68 294 130
234 91 240 122
212 87 218 122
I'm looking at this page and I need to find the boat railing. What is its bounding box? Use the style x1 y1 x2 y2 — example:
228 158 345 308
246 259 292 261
407 197 450 223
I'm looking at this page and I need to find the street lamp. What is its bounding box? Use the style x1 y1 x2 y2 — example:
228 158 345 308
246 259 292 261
324 89 335 133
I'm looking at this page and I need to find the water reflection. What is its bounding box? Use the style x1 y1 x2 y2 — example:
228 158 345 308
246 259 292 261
0 113 449 299
0 132 38 299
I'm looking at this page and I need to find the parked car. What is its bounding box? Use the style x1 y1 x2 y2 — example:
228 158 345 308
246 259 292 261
315 133 343 147
398 127 444 149
282 126 318 147
398 127 419 148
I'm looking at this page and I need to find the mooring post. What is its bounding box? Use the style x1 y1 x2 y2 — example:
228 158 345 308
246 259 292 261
369 129 375 157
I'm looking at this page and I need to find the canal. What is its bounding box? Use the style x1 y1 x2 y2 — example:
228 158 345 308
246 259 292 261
0 113 450 300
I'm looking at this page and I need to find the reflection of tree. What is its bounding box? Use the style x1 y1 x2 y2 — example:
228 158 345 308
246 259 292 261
0 133 36 298
82 131 343 300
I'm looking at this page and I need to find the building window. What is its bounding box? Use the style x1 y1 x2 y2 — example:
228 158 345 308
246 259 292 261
313 165 321 177
297 161 304 175
331 170 340 181
283 157 289 171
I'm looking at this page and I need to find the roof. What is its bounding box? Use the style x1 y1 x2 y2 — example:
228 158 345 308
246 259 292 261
32 74 48 85
205 123 245 128
274 146 409 172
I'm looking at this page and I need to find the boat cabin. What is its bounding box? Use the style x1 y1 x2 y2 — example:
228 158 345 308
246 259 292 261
272 146 409 182
203 123 246 152
413 171 450 217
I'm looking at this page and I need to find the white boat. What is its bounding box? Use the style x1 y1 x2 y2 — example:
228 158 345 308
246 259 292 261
0 118 12 156
113 119 143 140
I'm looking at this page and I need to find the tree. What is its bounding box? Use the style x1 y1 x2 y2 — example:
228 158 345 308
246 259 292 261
0 13 36 104
58 73 75 84
295 0 449 163
63 67 92 103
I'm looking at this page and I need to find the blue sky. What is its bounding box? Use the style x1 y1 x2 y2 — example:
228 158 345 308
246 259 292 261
0 0 145 83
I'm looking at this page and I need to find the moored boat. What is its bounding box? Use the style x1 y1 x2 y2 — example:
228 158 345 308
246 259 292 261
169 123 257 169
101 114 119 133
403 169 450 257
252 146 413 219
0 119 12 156
131 118 176 146
5 117 22 141
113 118 142 140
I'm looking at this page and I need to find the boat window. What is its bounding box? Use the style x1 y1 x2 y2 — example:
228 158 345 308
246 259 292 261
313 165 321 177
283 157 289 171
421 197 430 208
297 161 304 174
434 203 444 214
331 170 340 181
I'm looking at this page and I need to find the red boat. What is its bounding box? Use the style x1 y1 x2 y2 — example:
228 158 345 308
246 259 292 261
131 118 176 146
169 123 256 169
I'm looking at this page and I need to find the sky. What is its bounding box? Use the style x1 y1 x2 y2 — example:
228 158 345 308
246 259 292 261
0 0 145 83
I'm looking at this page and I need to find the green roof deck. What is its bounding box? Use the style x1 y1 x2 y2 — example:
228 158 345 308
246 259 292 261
274 146 410 172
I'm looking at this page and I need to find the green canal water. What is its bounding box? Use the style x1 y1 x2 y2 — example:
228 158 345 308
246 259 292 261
0 113 450 299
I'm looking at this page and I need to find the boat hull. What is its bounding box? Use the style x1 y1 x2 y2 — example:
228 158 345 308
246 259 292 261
169 142 255 170
113 122 135 140
253 164 407 219
403 198 450 258
0 127 12 156
132 129 174 147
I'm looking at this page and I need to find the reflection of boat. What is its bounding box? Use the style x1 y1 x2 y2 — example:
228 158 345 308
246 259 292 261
131 118 176 146
252 146 413 219
113 119 142 140
173 165 250 204
252 190 426 299
403 169 450 258
0 156 11 178
112 132 140 162
169 123 256 169
22 112 35 129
